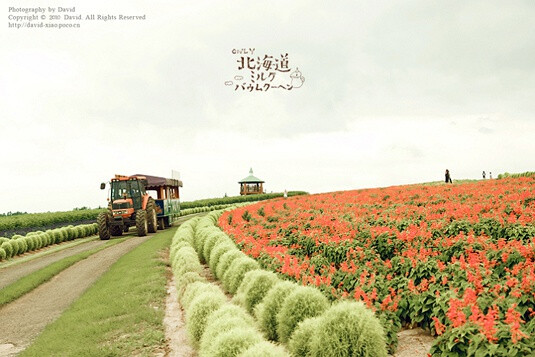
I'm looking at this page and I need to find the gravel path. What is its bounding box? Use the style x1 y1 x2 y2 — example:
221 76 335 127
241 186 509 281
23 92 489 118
0 234 150 356
0 239 107 289
394 328 435 357
163 275 197 357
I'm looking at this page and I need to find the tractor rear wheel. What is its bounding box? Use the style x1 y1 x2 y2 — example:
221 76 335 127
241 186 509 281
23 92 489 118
136 210 148 237
110 225 123 236
158 217 165 230
147 198 157 233
97 212 110 240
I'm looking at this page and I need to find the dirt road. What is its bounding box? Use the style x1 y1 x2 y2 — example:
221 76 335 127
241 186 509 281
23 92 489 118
0 235 150 356
0 213 207 290
0 214 206 356
0 239 108 289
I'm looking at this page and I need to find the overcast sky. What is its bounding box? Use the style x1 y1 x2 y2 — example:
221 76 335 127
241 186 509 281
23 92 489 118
1 0 534 213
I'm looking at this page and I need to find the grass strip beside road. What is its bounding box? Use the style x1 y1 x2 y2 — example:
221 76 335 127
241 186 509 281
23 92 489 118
0 238 126 307
21 227 176 357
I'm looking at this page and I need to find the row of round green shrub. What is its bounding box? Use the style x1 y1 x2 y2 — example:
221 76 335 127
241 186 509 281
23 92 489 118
193 210 388 357
169 217 204 300
169 216 289 357
179 204 235 217
194 212 330 344
181 280 288 357
0 223 98 262
179 201 255 218
497 171 535 179
195 213 261 295
179 191 308 210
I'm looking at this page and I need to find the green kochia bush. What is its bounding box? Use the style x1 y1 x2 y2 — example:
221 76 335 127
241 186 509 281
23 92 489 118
9 239 21 256
181 282 222 312
45 232 53 245
175 272 206 302
172 246 202 277
238 341 289 357
171 240 192 258
62 227 69 240
170 219 198 262
49 229 60 244
11 237 27 255
42 232 52 246
255 281 298 341
209 240 237 274
200 304 255 353
75 226 84 239
1 241 14 258
276 285 330 343
234 270 280 314
215 249 243 280
203 327 263 357
202 231 226 265
194 227 211 262
309 301 387 357
23 236 35 251
34 234 44 249
288 317 322 357
186 288 227 347
80 225 88 237
66 226 75 240
0 247 6 261
170 236 193 260
64 227 73 241
222 256 260 294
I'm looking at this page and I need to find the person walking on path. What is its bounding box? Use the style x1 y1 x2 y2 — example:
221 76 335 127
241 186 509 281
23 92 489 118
445 169 453 183
482 171 486 179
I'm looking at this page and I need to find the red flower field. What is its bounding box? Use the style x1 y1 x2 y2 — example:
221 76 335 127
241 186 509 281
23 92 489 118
219 176 535 355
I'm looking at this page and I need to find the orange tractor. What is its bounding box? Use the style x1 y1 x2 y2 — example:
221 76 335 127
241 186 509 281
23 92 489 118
97 174 182 240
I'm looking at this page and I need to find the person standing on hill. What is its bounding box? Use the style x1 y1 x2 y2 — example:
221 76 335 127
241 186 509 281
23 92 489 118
445 169 453 183
482 171 486 179
489 172 492 179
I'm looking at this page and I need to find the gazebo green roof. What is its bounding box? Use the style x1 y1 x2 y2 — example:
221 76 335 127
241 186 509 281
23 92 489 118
239 168 264 183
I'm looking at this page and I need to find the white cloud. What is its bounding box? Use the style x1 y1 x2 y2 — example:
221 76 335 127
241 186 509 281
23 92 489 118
1 0 534 213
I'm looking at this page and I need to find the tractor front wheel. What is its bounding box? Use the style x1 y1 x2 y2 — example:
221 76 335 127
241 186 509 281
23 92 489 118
147 198 158 233
97 212 110 240
136 210 148 237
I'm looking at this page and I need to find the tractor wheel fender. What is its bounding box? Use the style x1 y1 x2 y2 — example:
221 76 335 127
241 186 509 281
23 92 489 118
141 194 150 210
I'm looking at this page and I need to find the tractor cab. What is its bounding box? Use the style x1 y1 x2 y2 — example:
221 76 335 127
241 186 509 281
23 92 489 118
109 175 147 216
